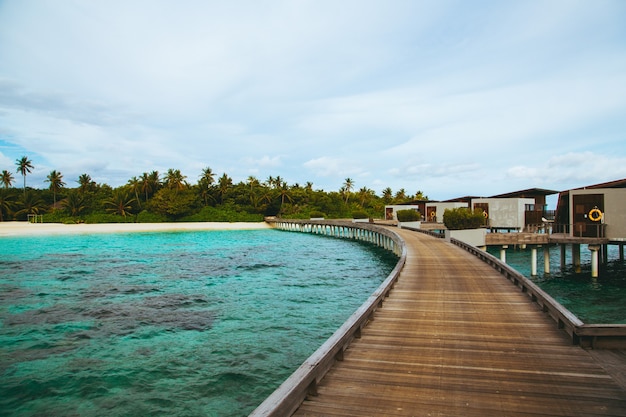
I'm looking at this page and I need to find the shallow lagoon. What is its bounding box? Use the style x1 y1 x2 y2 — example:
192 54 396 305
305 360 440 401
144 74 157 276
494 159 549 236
0 229 398 417
487 244 626 324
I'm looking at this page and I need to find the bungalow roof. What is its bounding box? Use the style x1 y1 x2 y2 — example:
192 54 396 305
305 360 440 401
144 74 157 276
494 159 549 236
573 178 626 190
489 188 559 198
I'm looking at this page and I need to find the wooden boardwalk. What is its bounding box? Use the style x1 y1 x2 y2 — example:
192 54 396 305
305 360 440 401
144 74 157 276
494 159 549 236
293 228 626 416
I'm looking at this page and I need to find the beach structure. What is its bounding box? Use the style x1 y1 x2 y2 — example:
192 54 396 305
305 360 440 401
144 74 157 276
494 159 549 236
423 201 468 223
554 178 626 239
483 180 626 278
384 202 426 221
548 178 626 277
472 188 558 232
386 189 557 230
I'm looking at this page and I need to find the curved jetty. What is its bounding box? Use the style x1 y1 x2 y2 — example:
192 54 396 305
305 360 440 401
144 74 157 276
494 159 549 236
256 222 626 416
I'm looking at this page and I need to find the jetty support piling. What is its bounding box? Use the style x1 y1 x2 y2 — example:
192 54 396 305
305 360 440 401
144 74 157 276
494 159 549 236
573 244 582 273
543 245 550 275
589 244 601 278
530 246 538 276
499 245 507 262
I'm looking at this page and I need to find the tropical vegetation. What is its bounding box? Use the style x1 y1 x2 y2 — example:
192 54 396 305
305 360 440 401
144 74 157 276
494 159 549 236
442 207 486 230
1 156 429 223
396 209 421 222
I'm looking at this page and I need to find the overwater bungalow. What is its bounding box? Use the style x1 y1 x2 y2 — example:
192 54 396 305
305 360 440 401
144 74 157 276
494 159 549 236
471 188 558 232
384 201 429 221
554 178 626 240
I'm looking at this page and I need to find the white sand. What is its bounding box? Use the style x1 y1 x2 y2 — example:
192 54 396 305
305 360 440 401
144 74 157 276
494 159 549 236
0 221 271 237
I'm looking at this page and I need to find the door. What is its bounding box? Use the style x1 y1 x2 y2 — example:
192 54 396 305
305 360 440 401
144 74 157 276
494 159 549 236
572 194 604 237
426 206 437 222
473 203 489 227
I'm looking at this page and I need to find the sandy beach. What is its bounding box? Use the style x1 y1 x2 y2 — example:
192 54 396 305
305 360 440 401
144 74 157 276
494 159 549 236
0 221 271 237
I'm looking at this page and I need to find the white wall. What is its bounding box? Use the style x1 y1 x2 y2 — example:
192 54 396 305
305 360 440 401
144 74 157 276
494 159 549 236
426 202 467 222
569 188 626 239
385 205 421 221
472 198 534 230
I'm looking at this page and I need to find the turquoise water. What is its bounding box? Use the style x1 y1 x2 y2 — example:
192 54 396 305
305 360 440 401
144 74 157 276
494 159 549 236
487 245 626 324
0 229 398 417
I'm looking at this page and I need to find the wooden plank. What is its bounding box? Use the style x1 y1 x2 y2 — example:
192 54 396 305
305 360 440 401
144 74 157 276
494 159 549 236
292 229 626 416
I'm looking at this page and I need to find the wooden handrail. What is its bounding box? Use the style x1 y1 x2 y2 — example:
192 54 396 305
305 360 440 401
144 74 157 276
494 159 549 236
449 237 626 348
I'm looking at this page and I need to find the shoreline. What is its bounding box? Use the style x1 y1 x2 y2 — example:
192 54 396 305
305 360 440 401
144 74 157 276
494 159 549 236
0 221 271 237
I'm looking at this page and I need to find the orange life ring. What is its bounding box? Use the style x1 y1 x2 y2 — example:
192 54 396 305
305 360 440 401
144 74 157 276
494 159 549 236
430 211 436 219
483 211 488 218
588 208 603 222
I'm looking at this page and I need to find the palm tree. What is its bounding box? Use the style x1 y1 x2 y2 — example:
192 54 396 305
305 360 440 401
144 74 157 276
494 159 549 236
198 167 216 206
343 178 354 203
164 169 187 191
15 156 34 196
357 187 375 207
127 176 142 208
62 191 87 217
148 170 161 195
277 181 292 215
77 173 94 194
414 190 428 200
140 172 152 201
199 167 215 188
246 176 261 207
217 173 232 204
45 170 65 207
15 191 46 219
395 188 408 203
382 187 393 204
0 189 17 221
247 176 260 191
104 190 135 218
1 170 14 188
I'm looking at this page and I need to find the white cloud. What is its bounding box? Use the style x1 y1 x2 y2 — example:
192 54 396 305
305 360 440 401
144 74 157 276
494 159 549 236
303 156 366 180
507 152 626 188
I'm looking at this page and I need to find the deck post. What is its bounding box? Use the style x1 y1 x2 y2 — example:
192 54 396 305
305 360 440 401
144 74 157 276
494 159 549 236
573 244 581 273
530 246 538 276
560 244 566 270
589 245 600 278
620 244 624 262
500 245 507 263
543 245 550 275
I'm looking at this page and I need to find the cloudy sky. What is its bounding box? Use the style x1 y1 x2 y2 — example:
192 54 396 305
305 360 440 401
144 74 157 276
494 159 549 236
1 1 625 205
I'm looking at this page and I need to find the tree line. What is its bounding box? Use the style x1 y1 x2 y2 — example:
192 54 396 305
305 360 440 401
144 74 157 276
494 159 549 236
1 156 428 223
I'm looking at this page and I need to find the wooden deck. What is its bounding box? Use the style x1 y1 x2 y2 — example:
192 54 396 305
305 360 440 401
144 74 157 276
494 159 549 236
292 228 626 416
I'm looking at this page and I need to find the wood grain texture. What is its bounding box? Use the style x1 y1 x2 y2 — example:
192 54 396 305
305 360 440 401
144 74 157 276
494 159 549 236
293 229 626 416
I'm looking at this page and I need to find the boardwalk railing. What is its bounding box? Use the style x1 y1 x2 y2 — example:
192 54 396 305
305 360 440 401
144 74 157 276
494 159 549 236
553 222 607 238
449 237 626 349
250 220 407 417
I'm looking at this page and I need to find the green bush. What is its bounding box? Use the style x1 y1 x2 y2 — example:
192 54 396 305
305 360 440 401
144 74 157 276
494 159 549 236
181 205 264 222
443 207 485 230
83 212 135 223
396 209 420 222
352 210 368 219
309 211 325 219
136 210 167 223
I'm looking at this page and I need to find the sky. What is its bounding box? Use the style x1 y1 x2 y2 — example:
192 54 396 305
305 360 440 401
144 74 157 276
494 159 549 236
1 0 625 206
